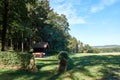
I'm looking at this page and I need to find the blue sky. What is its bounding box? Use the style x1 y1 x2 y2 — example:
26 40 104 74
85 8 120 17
49 0 120 46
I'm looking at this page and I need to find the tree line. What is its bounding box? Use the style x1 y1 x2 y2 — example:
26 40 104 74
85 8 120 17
0 0 69 51
0 0 99 53
99 48 120 53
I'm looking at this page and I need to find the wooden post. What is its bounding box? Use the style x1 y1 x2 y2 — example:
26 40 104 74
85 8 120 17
58 58 67 73
27 58 38 72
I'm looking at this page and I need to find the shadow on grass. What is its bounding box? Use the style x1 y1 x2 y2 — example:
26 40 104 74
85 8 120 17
0 58 61 80
99 65 120 80
0 68 61 80
0 55 120 80
72 55 120 67
0 69 61 80
67 55 120 79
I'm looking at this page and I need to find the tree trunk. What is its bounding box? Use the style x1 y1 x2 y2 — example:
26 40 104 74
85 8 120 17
1 0 8 51
58 58 67 73
7 39 12 50
22 41 24 52
21 32 24 51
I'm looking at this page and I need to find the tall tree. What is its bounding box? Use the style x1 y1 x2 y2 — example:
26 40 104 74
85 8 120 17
67 37 78 53
44 11 70 51
1 0 8 51
31 0 51 42
0 0 37 51
79 41 84 53
0 0 71 51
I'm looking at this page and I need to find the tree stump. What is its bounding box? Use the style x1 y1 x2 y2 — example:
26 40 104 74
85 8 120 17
27 59 38 72
58 58 67 73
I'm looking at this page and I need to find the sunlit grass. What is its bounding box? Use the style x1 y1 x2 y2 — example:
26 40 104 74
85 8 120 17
0 53 120 80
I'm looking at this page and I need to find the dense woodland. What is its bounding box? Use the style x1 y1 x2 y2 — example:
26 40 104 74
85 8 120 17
0 0 117 53
0 0 70 51
0 0 97 53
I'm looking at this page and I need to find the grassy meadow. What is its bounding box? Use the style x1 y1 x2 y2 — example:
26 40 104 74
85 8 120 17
0 53 120 80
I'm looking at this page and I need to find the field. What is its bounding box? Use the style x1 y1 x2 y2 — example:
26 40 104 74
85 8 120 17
0 53 120 80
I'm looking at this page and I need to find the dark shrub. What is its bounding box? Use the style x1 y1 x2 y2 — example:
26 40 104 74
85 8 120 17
58 51 69 60
0 51 34 69
46 50 59 56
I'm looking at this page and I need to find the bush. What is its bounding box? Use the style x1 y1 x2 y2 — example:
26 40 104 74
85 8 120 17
58 51 69 60
46 50 59 56
58 51 69 72
0 51 34 68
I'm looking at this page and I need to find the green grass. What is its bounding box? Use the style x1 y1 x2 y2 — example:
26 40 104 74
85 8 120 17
0 53 120 80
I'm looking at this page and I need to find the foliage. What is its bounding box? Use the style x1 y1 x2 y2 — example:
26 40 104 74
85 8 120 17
0 0 100 53
67 37 100 53
78 44 100 53
0 51 34 68
83 44 100 53
99 48 120 52
58 51 69 60
67 37 78 53
0 0 70 52
46 49 59 56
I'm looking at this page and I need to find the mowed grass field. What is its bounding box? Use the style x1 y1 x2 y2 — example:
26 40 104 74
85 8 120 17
0 53 120 80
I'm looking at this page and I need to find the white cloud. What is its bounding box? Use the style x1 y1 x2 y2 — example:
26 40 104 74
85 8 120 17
68 16 86 24
90 0 118 13
50 0 119 25
50 0 87 25
52 0 65 3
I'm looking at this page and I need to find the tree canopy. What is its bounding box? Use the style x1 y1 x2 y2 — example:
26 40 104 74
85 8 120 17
0 0 71 51
0 0 99 53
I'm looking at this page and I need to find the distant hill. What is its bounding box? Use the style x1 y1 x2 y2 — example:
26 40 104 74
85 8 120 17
94 45 120 48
